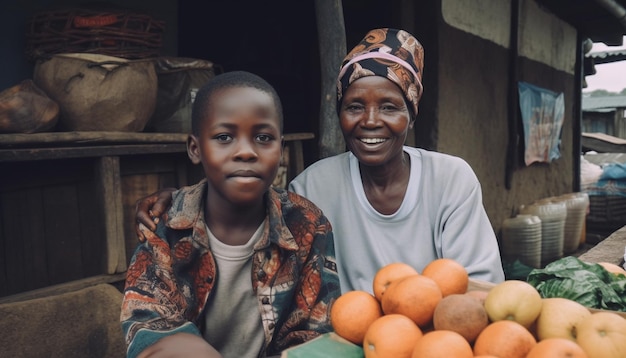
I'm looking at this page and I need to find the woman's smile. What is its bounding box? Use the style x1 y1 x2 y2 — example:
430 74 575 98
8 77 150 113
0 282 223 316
359 137 388 144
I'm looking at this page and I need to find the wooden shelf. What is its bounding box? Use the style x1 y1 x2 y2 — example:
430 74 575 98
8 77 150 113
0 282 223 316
0 131 314 298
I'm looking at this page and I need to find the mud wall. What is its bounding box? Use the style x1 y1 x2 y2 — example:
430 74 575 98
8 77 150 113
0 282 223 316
436 0 578 237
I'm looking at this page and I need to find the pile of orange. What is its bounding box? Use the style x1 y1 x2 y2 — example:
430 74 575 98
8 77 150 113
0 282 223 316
329 258 626 358
330 258 475 357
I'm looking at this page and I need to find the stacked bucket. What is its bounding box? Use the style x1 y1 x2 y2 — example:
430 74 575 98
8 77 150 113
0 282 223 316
501 215 542 268
502 192 589 268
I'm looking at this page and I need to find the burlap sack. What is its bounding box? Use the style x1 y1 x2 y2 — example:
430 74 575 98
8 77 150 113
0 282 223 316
0 79 59 133
33 53 157 132
144 56 216 133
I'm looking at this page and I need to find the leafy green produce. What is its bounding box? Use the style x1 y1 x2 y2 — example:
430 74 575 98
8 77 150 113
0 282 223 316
527 256 626 312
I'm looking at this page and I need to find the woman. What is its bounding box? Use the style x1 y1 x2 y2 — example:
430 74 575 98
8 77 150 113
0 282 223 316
136 28 505 294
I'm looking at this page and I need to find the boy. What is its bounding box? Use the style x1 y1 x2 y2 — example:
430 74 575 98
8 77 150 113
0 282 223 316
121 71 340 358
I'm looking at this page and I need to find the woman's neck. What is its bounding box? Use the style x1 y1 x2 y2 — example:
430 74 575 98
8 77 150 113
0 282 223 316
360 151 411 215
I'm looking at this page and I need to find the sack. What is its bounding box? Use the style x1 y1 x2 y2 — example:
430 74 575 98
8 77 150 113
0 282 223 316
0 80 59 133
33 53 157 131
144 57 217 133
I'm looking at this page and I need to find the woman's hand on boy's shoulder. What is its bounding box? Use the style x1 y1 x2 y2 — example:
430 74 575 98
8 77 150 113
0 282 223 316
135 187 176 242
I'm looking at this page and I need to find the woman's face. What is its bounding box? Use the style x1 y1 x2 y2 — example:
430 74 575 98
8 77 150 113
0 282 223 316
339 76 414 167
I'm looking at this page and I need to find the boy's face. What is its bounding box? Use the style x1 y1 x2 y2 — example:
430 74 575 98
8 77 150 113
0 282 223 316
188 86 282 207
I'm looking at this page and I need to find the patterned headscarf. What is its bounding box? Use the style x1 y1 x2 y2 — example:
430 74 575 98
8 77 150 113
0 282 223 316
337 28 424 118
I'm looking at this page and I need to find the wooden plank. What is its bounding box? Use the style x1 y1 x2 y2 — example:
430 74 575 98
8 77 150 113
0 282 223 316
0 160 92 192
289 139 306 175
0 194 6 296
0 273 126 304
0 131 188 147
0 143 187 162
43 185 84 285
95 156 127 274
119 152 187 176
0 130 312 145
22 189 49 291
1 190 26 296
1 188 50 296
582 132 626 153
121 173 162 265
284 132 315 141
77 178 105 277
0 134 310 162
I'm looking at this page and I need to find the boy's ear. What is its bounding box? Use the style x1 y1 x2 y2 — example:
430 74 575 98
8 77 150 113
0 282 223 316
187 134 202 164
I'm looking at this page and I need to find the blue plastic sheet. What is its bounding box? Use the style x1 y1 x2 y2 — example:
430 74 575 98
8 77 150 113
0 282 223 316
518 82 565 166
586 162 626 198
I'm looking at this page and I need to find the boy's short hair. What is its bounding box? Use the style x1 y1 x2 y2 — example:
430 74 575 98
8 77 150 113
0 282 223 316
191 71 284 135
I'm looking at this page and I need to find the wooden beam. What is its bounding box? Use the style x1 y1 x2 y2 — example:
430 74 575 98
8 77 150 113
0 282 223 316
582 132 626 153
0 131 188 146
314 0 346 158
0 143 187 162
95 156 127 274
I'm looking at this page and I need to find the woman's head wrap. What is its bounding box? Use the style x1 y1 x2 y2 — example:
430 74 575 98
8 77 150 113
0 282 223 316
337 28 424 118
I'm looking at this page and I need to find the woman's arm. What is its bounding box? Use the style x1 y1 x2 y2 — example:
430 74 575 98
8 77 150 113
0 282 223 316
134 188 176 241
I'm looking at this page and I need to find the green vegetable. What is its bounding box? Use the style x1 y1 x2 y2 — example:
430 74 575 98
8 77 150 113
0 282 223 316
527 256 626 312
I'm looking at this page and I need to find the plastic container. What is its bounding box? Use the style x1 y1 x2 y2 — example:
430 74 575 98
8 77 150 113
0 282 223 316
501 214 542 268
553 193 589 254
519 200 567 267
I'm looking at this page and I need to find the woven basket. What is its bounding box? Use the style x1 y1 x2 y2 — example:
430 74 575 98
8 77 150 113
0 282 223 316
25 8 165 61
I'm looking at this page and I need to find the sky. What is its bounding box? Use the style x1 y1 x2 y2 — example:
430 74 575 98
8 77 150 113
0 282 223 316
583 35 626 93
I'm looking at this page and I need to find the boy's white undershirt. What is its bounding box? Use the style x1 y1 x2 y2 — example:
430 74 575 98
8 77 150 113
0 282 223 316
203 222 265 357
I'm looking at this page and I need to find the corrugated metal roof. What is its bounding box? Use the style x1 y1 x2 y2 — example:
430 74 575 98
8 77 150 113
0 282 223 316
587 49 626 64
582 96 626 111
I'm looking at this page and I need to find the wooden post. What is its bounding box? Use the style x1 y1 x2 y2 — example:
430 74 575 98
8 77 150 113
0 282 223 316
505 0 521 189
95 156 127 274
314 0 346 158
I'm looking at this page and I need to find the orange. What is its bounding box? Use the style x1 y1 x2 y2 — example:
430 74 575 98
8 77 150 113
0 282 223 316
330 290 383 344
410 330 473 358
363 314 423 358
432 293 489 343
421 258 469 297
372 262 419 301
473 320 537 358
526 338 589 358
381 274 442 328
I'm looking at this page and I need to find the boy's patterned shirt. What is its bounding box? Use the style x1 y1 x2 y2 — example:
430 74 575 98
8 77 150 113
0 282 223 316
121 179 340 358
